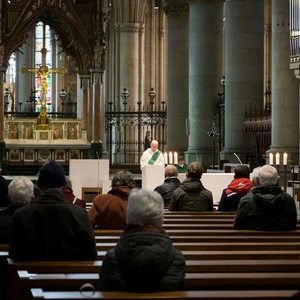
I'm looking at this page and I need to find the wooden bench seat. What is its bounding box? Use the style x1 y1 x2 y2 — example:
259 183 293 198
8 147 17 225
96 241 300 251
30 288 300 300
13 270 300 294
94 228 300 236
164 218 235 224
95 235 300 243
163 223 300 230
8 258 300 275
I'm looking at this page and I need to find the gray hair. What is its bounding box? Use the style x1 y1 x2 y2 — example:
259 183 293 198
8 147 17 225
258 165 279 186
8 176 34 205
127 189 164 227
251 166 261 186
112 171 135 188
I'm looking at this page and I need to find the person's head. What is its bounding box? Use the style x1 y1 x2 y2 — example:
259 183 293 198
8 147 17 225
37 160 66 190
8 176 34 205
112 171 135 189
234 164 250 179
127 189 164 227
150 140 159 152
178 156 185 166
258 165 279 186
251 166 261 186
186 161 204 179
164 165 178 178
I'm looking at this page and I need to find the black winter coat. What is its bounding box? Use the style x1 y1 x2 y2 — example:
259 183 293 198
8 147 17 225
9 188 97 261
99 225 185 291
169 177 213 211
154 177 181 205
234 185 297 230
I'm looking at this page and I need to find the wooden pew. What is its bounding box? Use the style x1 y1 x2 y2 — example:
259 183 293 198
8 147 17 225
8 258 300 275
95 241 300 251
94 235 300 243
13 270 300 297
163 223 300 230
94 228 300 236
30 287 300 300
164 218 235 224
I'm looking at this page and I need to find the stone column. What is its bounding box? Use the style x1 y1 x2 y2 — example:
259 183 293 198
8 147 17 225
163 0 189 154
80 75 91 141
90 69 103 158
116 23 140 108
222 0 264 163
270 0 299 164
0 67 6 162
186 0 224 169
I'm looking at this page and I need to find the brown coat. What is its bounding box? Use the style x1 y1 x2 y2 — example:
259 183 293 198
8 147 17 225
88 186 131 229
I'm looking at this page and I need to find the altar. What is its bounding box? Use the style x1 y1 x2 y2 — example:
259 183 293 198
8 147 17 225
4 119 90 166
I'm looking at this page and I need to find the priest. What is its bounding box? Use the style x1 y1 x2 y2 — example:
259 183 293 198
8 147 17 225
140 140 165 169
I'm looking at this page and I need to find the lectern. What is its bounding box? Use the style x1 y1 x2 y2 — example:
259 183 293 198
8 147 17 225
69 159 111 201
142 165 165 191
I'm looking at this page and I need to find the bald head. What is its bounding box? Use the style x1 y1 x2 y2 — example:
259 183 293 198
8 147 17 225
258 165 279 186
165 165 178 178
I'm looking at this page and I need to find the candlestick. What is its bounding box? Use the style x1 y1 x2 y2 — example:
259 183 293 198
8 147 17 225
164 152 168 164
275 153 280 165
269 153 273 165
283 152 288 165
169 152 173 164
174 152 178 165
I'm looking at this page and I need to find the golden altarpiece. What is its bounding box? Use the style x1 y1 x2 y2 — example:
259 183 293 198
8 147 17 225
0 0 109 171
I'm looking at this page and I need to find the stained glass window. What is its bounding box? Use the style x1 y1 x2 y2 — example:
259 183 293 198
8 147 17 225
35 22 52 111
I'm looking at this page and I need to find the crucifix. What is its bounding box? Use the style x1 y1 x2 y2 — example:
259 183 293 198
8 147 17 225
22 23 67 129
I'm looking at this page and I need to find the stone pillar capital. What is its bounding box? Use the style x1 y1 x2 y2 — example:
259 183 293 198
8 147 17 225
90 68 104 84
79 74 91 89
115 23 141 33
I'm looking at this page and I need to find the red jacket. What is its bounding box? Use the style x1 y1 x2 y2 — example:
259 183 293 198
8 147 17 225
63 188 86 208
88 186 132 229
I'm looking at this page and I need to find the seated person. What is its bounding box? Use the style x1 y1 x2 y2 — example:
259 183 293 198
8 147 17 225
62 177 85 208
218 164 253 211
234 165 297 230
154 165 181 205
176 156 188 173
170 161 213 211
9 160 97 261
0 176 33 243
99 189 185 291
88 171 135 229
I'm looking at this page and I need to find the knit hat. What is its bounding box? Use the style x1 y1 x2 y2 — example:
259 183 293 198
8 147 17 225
37 160 66 188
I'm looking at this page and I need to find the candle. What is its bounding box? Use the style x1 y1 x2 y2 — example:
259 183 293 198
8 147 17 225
174 152 178 165
283 152 288 165
164 152 168 164
169 152 173 164
275 152 280 165
269 153 273 165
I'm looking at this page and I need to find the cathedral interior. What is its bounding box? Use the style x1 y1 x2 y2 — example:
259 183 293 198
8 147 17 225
0 0 299 176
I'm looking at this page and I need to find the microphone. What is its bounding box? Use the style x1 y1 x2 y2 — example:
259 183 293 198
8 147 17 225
233 153 243 164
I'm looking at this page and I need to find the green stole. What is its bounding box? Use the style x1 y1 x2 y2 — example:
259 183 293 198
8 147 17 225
148 150 161 165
